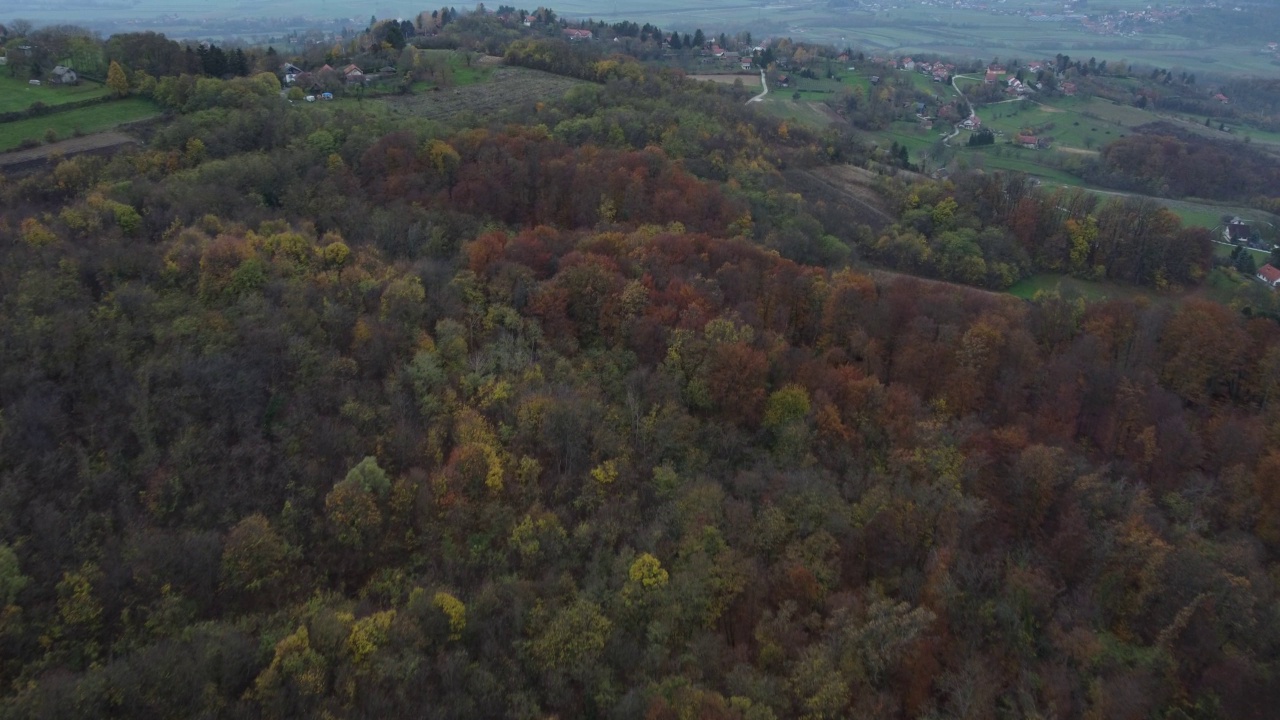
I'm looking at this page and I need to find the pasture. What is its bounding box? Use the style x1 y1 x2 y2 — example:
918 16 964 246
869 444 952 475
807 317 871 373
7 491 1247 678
0 75 112 114
0 99 159 152
690 73 761 88
384 66 583 123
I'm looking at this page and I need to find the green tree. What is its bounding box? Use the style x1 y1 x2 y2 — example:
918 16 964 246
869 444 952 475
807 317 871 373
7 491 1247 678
343 456 391 496
221 514 291 603
0 544 29 607
531 598 613 678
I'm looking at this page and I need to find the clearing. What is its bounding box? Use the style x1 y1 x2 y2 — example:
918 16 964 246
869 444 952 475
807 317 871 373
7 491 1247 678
384 66 584 122
788 164 899 230
690 73 761 88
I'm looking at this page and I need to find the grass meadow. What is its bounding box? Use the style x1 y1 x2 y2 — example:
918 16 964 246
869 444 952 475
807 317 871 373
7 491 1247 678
0 75 112 114
0 99 159 151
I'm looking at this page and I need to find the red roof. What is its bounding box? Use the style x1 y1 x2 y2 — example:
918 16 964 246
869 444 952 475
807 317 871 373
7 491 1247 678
1259 264 1280 284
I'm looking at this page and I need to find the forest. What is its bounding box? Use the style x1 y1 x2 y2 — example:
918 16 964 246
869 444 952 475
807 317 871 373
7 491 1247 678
1086 123 1280 204
1 15 1280 720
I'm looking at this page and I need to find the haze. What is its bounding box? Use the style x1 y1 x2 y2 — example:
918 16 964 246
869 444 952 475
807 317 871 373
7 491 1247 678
7 1 1280 77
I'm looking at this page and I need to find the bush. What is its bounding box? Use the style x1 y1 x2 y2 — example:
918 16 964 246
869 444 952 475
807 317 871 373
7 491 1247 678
44 128 59 144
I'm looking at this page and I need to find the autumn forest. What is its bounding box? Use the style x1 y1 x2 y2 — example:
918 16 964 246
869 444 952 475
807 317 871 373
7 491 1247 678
1 14 1279 720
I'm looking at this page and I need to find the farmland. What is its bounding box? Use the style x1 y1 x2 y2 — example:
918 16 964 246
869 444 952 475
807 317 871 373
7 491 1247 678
0 75 112 114
0 99 159 152
382 66 584 123
689 73 761 88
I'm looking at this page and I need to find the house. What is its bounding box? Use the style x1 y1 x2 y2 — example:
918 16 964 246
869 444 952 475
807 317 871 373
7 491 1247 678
281 62 303 85
901 57 915 70
740 60 753 70
1213 92 1229 104
1226 218 1251 242
51 65 78 85
341 64 364 84
1258 264 1280 288
1062 81 1077 96
985 69 1001 83
563 28 593 41
1017 134 1040 148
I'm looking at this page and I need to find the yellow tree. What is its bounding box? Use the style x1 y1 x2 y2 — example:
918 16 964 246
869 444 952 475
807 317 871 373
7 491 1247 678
107 60 129 97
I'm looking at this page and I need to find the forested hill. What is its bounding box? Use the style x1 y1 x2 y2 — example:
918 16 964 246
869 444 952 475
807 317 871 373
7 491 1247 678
1 27 1279 720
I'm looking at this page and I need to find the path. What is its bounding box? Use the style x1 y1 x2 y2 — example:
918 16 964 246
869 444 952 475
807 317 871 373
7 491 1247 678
943 74 978 146
747 70 768 104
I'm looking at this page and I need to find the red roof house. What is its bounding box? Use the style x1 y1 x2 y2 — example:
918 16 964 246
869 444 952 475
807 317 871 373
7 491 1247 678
1258 264 1280 288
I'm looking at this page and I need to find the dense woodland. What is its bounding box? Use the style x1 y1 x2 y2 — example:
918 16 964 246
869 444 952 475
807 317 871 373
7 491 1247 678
2 18 1280 720
1085 123 1280 204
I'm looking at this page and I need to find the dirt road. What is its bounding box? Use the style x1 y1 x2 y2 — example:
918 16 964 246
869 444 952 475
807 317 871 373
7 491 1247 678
0 131 138 171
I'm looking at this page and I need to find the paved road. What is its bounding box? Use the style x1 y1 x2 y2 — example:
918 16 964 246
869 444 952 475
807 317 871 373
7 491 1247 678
747 70 769 104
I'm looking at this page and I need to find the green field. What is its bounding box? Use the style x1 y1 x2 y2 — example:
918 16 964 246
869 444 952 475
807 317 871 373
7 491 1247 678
0 75 112 114
0 99 160 151
1007 273 1159 302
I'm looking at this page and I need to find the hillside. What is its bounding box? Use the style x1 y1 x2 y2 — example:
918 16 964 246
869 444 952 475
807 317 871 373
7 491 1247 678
1 14 1280 720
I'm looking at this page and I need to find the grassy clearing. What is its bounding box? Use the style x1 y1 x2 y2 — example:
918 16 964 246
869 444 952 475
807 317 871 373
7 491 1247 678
757 99 836 129
384 66 582 124
0 75 112 114
0 99 159 152
1008 273 1141 302
690 73 761 87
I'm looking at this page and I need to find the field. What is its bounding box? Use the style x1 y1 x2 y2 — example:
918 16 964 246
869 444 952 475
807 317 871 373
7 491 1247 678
1007 273 1164 302
383 66 584 123
690 73 761 88
0 131 139 171
0 99 160 152
0 75 112 114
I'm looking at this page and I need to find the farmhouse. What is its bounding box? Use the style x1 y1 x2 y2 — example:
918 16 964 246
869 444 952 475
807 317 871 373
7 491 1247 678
563 28 593 41
1258 264 1280 288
